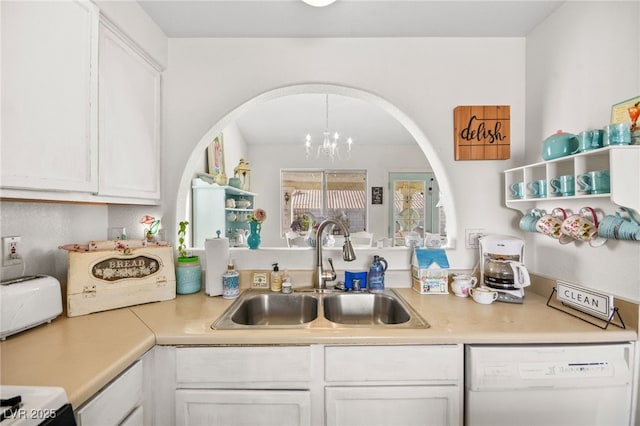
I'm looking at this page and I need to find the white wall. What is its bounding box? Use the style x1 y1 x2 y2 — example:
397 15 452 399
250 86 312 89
525 1 640 301
221 121 249 178
0 202 107 284
164 37 527 269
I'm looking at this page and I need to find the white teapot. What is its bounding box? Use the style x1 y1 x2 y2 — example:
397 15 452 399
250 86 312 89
234 229 248 247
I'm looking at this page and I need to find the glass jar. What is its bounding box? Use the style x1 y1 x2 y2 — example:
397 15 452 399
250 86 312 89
176 256 202 294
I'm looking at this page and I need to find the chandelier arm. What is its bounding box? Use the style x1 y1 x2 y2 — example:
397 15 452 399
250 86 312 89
304 93 352 161
325 94 329 131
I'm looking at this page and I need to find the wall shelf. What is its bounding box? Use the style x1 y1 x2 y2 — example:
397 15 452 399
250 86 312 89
504 146 640 214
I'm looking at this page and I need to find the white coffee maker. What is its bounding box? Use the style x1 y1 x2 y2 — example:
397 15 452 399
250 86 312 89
478 234 530 303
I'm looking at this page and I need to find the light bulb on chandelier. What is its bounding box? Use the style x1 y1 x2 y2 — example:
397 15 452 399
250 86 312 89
305 94 353 161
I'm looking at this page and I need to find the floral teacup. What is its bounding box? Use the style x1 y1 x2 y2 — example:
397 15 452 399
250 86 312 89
561 207 606 247
536 208 571 243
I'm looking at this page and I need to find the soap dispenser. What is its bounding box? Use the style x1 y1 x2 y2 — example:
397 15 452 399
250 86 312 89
222 258 240 299
270 263 283 292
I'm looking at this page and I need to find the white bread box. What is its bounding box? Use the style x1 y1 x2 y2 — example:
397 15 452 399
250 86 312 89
1 275 63 339
66 246 176 317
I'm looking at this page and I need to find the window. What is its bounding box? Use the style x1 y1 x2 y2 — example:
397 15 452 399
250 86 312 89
281 170 367 237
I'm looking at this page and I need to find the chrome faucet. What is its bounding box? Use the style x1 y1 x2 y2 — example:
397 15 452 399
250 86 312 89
314 219 356 291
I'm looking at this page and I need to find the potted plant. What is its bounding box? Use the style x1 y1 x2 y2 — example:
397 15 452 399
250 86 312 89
175 221 201 294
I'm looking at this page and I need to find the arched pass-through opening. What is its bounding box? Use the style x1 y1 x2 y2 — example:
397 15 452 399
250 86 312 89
175 83 458 248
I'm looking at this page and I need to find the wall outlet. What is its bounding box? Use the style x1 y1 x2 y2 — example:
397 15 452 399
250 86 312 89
2 236 22 266
465 229 484 249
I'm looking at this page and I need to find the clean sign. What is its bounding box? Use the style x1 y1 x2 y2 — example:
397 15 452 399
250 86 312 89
556 281 614 320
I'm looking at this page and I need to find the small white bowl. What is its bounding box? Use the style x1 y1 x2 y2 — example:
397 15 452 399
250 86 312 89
236 199 251 209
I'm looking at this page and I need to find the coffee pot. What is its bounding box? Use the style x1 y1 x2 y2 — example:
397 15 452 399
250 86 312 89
479 235 530 303
483 257 530 289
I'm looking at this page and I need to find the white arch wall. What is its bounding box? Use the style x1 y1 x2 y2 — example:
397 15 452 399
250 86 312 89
180 84 456 247
163 38 526 268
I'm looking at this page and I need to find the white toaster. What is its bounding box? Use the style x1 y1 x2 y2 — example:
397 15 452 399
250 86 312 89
1 275 62 340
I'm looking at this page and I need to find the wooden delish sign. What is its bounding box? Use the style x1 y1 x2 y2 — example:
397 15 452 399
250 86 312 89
453 105 510 160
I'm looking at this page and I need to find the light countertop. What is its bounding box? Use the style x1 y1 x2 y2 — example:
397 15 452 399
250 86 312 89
1 279 638 408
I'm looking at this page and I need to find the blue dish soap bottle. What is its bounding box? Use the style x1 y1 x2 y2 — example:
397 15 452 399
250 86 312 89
368 255 388 292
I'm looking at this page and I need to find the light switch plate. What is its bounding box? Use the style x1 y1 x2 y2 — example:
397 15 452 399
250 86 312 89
2 236 22 266
465 229 484 249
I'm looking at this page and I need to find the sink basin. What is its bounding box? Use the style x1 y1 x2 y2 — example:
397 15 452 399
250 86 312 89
212 289 429 330
323 292 411 325
213 292 318 329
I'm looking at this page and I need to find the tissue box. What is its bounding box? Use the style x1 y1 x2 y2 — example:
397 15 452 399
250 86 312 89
411 248 450 294
66 246 176 317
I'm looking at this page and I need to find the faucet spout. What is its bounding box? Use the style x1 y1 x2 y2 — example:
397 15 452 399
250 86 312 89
314 219 356 290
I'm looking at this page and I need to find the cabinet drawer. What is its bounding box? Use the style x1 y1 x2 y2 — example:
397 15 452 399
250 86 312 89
325 345 461 382
119 405 143 426
176 346 311 388
76 360 143 426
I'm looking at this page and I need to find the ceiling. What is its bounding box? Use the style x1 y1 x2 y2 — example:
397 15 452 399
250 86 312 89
137 0 564 146
137 0 563 38
235 93 416 147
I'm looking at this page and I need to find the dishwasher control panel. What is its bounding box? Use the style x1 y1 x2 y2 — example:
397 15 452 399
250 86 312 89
519 361 613 379
467 343 633 390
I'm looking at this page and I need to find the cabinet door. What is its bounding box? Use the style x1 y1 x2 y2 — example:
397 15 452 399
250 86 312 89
1 0 98 192
175 389 311 426
325 386 461 426
75 360 143 426
98 21 161 201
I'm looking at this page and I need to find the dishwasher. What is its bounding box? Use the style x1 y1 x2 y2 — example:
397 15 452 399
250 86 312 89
465 343 635 426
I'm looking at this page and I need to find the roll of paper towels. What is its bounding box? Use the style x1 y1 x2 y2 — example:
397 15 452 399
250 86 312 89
205 237 229 296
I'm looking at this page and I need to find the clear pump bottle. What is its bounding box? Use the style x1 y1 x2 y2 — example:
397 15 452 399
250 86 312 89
270 263 283 292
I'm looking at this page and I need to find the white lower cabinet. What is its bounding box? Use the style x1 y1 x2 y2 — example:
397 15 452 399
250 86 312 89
176 389 311 426
75 359 144 426
173 346 314 426
325 345 463 426
325 386 460 426
164 344 463 426
119 405 143 426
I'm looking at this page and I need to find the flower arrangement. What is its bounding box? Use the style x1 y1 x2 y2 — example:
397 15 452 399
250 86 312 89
248 208 267 224
246 209 266 249
140 215 161 241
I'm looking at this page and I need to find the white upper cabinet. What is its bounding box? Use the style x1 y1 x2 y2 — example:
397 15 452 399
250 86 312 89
1 1 162 204
1 0 99 193
97 19 161 201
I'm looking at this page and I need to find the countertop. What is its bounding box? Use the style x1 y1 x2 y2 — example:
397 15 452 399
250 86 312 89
1 281 638 409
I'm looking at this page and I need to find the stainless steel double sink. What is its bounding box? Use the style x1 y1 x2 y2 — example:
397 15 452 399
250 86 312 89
212 289 429 330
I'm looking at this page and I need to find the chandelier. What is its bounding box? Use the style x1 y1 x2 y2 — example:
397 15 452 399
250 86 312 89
305 94 353 161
